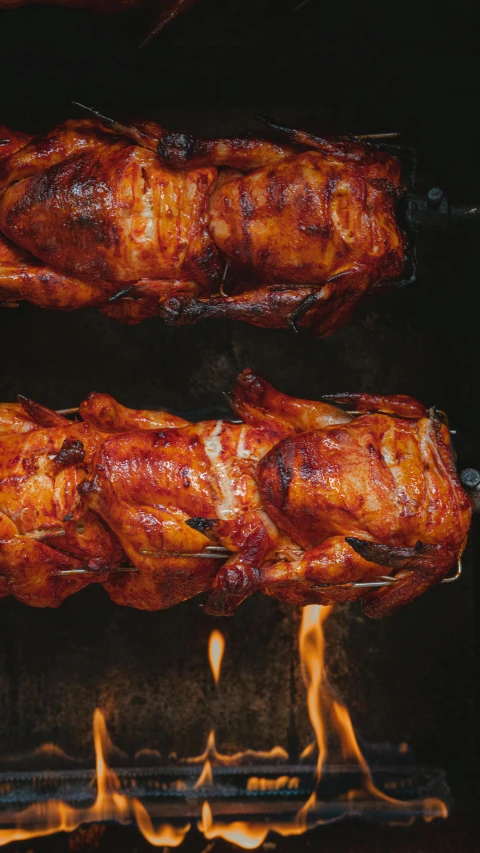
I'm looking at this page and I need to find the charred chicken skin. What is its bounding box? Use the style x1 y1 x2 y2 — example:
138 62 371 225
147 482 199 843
0 372 471 616
0 117 406 333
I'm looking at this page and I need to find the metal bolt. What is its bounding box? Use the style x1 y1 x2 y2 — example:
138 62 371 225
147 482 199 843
460 468 480 489
427 187 444 207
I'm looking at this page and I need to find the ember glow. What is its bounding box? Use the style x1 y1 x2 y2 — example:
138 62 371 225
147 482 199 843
0 605 447 848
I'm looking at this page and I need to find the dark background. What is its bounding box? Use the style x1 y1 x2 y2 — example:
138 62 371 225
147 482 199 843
0 1 478 851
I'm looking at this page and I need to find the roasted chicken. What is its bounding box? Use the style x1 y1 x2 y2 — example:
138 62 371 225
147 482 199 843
0 371 471 617
0 116 406 333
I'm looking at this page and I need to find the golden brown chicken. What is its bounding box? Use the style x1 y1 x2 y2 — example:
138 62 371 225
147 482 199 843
0 372 471 616
0 116 406 333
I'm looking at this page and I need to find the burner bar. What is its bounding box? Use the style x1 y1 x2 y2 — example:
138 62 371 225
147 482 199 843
0 762 449 819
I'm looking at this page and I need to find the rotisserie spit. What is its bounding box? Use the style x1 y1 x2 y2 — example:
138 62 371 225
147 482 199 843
0 370 472 616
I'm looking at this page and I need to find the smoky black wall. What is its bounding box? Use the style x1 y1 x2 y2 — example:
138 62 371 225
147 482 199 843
0 2 478 851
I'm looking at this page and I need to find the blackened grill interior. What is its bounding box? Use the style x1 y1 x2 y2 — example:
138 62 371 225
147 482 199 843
0 0 478 850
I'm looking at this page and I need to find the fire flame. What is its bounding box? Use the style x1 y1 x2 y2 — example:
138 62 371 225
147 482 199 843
298 604 332 779
329 699 447 822
192 627 287 795
199 801 271 849
208 629 225 684
186 728 288 765
0 709 189 848
0 604 447 849
246 776 299 791
193 759 213 789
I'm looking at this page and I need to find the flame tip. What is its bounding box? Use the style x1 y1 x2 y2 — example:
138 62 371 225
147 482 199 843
208 629 226 685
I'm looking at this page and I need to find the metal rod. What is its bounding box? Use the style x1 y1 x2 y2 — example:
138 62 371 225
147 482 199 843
14 528 65 541
139 549 228 559
0 558 463 588
356 132 400 139
58 565 138 576
219 262 229 297
439 558 462 584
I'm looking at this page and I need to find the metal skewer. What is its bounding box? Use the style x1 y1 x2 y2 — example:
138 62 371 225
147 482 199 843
0 556 463 588
356 132 400 140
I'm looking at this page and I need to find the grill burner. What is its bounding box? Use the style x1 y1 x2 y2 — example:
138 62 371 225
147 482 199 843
0 761 449 825
0 607 451 848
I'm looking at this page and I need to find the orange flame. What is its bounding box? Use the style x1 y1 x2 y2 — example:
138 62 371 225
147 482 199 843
246 775 299 792
193 759 214 789
190 628 288 806
0 709 189 848
198 803 269 850
199 801 270 849
132 801 190 847
186 728 288 765
330 699 448 823
198 798 312 848
0 603 448 849
299 741 315 759
298 604 332 780
294 605 332 829
208 629 225 685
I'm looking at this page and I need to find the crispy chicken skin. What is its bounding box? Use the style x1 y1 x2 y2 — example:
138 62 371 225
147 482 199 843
0 118 406 334
0 416 122 607
0 120 220 304
0 372 471 616
208 151 403 286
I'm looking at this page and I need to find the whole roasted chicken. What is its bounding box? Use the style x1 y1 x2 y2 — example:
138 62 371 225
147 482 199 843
0 371 471 617
0 115 406 334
